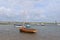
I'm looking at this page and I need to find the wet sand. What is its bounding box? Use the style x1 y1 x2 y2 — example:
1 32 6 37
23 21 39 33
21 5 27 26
0 24 60 40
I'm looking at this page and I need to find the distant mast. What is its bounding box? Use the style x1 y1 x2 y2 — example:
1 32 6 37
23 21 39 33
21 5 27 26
55 20 57 24
23 10 27 26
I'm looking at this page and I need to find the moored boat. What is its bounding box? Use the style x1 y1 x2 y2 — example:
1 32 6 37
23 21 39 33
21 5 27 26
41 23 45 26
19 27 37 33
18 10 37 33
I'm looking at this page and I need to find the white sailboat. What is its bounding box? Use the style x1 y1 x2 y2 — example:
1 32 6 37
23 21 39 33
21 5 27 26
41 23 45 26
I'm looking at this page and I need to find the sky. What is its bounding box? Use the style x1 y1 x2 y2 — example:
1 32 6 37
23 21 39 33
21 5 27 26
0 0 60 22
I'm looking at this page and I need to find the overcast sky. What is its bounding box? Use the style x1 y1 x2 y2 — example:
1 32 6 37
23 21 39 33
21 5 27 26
0 0 60 22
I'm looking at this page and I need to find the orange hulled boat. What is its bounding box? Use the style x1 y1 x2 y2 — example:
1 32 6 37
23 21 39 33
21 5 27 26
19 27 37 33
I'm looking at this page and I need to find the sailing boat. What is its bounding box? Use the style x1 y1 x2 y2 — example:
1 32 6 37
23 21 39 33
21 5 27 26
19 10 37 33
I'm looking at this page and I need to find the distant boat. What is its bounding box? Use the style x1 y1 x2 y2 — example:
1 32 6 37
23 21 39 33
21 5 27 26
15 24 22 27
57 24 60 26
37 24 40 25
41 23 45 26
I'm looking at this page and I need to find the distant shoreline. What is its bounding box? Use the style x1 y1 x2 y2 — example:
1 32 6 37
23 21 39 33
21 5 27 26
0 21 60 25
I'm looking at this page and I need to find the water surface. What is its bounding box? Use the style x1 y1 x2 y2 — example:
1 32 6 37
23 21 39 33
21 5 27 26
0 24 60 40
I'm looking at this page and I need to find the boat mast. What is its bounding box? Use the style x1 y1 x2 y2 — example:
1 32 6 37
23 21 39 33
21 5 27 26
23 10 27 26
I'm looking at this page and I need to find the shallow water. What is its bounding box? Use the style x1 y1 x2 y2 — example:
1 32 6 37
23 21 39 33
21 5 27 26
0 24 60 40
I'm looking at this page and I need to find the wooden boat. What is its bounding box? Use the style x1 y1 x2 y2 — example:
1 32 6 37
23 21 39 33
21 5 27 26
18 10 37 33
19 27 37 33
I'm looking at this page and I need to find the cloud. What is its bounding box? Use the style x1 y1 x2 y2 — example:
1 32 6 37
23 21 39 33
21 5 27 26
40 15 46 18
0 7 11 15
0 0 60 22
0 7 11 11
19 9 45 21
0 6 19 19
43 0 60 12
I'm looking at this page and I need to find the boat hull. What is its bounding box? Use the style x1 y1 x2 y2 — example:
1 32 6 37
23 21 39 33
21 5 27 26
19 28 37 33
